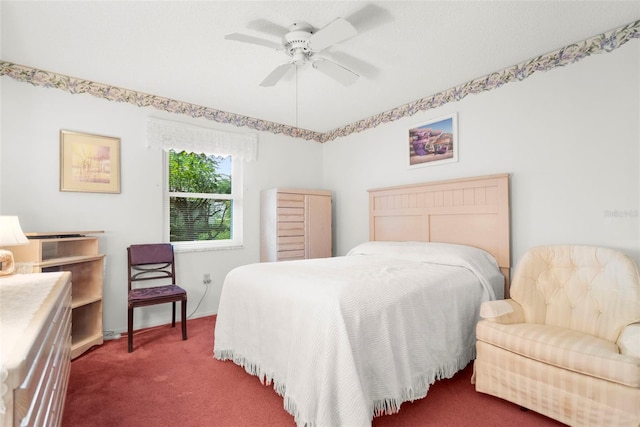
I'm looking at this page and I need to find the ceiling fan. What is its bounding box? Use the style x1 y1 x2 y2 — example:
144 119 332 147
225 17 360 87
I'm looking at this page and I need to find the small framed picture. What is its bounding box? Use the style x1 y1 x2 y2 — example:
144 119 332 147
60 130 121 193
408 113 458 168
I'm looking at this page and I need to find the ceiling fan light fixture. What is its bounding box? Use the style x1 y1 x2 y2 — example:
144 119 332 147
291 50 307 65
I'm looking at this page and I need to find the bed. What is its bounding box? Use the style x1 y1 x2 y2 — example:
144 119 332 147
214 174 511 426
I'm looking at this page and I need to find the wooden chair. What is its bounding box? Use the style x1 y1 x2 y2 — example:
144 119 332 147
127 243 187 352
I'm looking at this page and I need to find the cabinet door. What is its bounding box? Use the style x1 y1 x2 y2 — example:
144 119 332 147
305 195 332 259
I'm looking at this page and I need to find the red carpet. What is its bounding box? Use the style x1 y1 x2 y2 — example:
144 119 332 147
63 315 564 426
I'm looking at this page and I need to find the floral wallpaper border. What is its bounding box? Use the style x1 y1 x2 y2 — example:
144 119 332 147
1 20 638 144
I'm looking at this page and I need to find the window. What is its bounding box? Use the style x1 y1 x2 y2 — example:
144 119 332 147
149 117 256 251
166 149 243 250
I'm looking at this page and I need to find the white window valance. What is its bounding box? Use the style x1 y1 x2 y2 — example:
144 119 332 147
146 118 258 162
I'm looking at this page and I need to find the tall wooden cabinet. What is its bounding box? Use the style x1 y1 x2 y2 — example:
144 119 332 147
5 231 105 359
261 188 332 262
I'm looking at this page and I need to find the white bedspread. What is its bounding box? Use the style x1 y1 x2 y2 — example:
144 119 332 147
213 242 504 426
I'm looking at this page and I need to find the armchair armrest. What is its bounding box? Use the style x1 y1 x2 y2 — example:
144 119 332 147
617 322 640 358
479 299 525 324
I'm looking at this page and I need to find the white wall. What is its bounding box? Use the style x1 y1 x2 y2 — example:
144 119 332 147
323 41 640 267
0 79 324 333
2 40 639 336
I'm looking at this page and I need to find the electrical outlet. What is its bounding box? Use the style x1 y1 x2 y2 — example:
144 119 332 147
203 273 212 285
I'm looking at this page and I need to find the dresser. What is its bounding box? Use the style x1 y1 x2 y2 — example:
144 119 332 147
261 188 332 262
0 272 72 427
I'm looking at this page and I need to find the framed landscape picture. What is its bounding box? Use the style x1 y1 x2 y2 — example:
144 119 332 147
408 113 458 168
60 130 121 193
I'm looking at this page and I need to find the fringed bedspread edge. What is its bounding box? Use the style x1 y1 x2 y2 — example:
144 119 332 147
214 346 476 427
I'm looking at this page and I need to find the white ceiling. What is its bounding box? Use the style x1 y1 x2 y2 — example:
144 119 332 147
2 1 639 134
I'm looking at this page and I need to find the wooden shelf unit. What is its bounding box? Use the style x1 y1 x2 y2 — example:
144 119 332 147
5 231 105 359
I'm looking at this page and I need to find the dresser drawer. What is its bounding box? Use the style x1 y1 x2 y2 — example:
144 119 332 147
277 250 305 261
277 207 304 223
277 221 304 237
277 193 304 207
277 236 305 252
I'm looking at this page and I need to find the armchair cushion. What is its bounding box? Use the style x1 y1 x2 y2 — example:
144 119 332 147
477 320 640 387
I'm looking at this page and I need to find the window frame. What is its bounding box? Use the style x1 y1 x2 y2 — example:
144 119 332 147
163 150 243 252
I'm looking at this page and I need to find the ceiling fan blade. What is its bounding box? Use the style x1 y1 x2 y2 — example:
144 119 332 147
345 4 394 34
224 33 282 50
308 17 357 51
323 51 379 79
246 19 289 38
260 63 295 87
312 59 359 86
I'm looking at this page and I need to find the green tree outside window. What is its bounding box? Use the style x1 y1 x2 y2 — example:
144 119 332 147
168 150 232 242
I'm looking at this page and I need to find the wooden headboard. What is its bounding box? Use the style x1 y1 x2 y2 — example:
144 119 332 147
368 174 511 292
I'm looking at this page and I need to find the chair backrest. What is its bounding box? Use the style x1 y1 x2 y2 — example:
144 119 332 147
510 245 640 342
128 244 176 291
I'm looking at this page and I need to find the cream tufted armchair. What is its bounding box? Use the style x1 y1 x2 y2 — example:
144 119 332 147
473 245 640 426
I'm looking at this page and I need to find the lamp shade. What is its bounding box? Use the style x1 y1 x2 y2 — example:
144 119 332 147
0 216 29 246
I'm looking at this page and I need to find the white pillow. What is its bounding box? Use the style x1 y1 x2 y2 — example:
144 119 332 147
347 241 498 268
347 241 504 299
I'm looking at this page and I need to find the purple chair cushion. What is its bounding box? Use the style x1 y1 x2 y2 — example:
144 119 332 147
129 284 186 302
